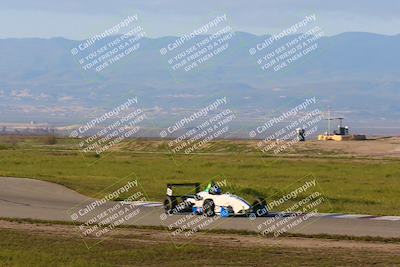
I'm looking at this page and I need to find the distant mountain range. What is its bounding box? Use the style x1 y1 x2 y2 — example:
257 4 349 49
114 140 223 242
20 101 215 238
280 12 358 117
0 32 399 134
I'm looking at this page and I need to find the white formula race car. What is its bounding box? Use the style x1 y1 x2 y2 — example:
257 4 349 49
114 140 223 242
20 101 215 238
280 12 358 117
163 182 268 217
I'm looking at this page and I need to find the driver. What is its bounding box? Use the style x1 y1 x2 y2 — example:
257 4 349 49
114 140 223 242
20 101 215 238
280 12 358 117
205 180 222 195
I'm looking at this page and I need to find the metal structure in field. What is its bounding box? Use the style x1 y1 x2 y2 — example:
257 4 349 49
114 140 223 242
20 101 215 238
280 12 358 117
318 109 366 141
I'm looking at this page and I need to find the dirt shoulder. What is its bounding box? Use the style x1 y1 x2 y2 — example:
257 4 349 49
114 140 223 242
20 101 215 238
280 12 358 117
1 219 399 254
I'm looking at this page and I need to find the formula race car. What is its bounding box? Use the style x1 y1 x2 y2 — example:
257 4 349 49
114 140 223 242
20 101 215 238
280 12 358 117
163 181 268 217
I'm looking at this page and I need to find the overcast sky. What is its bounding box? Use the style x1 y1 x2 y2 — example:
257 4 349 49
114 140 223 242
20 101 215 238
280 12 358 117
1 0 399 39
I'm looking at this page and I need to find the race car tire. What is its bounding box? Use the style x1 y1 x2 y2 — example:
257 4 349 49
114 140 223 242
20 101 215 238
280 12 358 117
164 196 177 214
252 198 268 216
203 199 215 217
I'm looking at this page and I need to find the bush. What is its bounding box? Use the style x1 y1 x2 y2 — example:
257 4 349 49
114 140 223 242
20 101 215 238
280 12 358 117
44 135 57 145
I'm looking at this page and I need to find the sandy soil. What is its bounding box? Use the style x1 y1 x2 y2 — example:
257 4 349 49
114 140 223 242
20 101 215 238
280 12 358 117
300 137 400 157
244 136 400 158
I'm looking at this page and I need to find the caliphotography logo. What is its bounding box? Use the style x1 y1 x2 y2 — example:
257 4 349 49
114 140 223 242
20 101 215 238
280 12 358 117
67 173 150 249
249 96 323 167
249 174 333 241
159 96 238 167
68 96 147 165
70 14 146 72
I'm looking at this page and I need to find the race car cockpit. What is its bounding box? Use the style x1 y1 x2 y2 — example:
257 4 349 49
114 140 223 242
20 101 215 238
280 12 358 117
205 181 222 195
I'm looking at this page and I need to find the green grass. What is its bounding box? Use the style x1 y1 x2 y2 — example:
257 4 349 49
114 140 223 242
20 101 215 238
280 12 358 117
1 223 399 266
0 136 399 215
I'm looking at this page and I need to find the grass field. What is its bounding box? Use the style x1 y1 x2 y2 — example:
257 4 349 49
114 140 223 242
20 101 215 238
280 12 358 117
0 135 399 215
1 219 399 267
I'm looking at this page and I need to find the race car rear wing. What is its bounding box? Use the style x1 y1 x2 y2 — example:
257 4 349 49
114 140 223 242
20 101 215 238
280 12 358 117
166 183 201 197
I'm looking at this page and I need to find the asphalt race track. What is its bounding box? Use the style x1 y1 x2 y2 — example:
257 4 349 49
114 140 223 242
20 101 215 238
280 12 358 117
1 177 399 238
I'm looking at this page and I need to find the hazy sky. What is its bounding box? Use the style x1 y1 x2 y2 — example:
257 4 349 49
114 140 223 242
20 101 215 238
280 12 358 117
1 0 399 39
